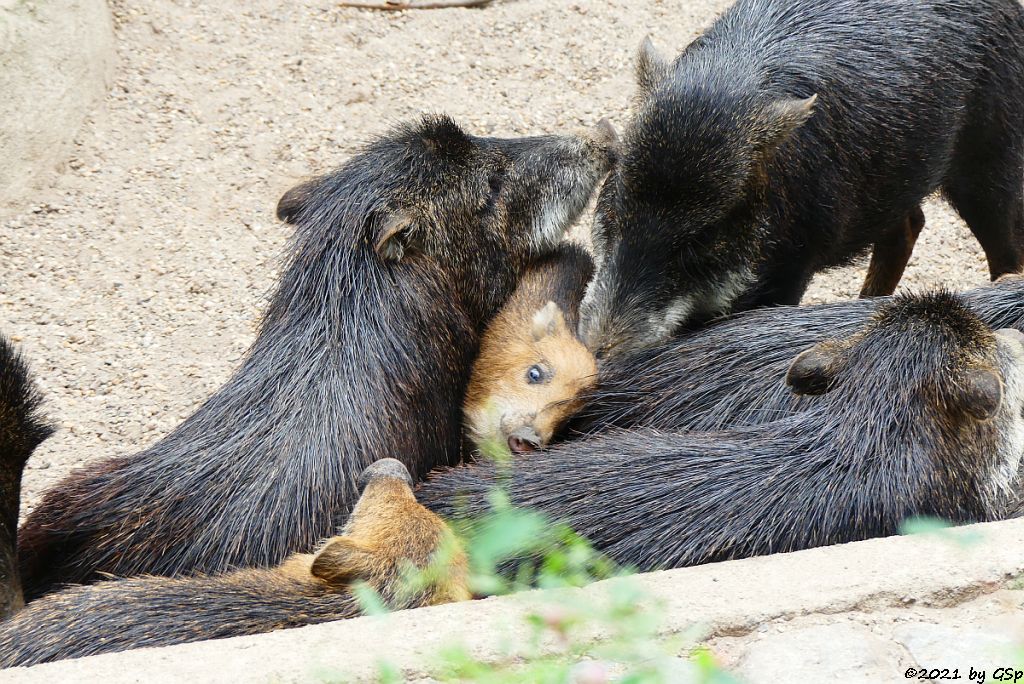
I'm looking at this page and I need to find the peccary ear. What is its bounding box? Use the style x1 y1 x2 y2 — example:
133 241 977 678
310 537 374 587
276 179 319 224
753 94 818 158
532 301 566 341
419 115 474 161
636 36 670 95
375 209 421 262
786 342 846 396
958 369 1003 421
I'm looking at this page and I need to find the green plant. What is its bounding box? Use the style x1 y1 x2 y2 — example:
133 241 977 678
899 515 985 549
346 472 740 683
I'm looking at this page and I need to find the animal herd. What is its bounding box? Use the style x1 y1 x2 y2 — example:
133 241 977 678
1 0 1024 668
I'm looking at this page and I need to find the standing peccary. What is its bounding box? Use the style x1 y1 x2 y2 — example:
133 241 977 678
580 0 1024 359
464 243 597 455
18 116 615 599
0 459 469 668
570 276 1024 437
0 336 52 619
421 292 1024 571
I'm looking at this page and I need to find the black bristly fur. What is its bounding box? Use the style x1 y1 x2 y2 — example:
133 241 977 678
18 116 613 599
569 277 1024 437
581 0 1024 359
420 292 1024 571
0 572 362 668
509 243 595 333
0 336 52 619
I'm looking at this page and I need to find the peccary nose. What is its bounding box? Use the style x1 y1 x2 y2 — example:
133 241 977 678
358 458 414 491
507 426 542 454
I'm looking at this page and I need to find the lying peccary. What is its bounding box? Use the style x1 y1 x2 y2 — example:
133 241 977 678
570 276 1024 436
0 336 52 619
464 243 597 455
421 292 1024 570
0 459 468 668
580 0 1024 359
19 116 615 599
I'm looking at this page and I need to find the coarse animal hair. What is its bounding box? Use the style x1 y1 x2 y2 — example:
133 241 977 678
0 335 52 618
570 277 1024 437
581 0 1024 359
421 292 1024 571
0 459 469 668
18 115 613 599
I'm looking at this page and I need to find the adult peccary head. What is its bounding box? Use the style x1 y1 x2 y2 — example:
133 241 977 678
582 50 815 358
422 291 1024 571
570 277 1024 438
581 0 1024 359
17 115 615 599
277 116 616 323
0 335 53 619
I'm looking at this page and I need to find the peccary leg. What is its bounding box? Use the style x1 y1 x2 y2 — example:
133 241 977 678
860 205 925 298
945 83 1024 281
949 187 1024 281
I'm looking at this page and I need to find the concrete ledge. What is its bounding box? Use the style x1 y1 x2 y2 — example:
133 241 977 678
2 519 1023 682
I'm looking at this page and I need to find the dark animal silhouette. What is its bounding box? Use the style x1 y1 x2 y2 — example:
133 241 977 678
423 292 1024 571
19 116 615 599
580 0 1024 359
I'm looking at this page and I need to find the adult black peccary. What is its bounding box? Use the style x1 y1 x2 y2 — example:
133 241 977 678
420 292 1024 571
18 116 615 600
0 336 52 619
570 276 1024 436
580 0 1024 359
0 459 469 668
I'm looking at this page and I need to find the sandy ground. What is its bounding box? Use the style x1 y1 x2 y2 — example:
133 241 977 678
0 0 993 513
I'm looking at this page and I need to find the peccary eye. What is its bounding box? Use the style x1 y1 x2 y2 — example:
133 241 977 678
527 365 545 384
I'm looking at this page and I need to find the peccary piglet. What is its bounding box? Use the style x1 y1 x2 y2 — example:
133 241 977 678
581 0 1024 359
422 292 1024 571
0 336 52 619
571 276 1024 437
19 116 615 599
0 459 469 668
464 243 597 455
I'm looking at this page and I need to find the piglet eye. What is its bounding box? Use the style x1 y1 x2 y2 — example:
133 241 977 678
527 365 544 384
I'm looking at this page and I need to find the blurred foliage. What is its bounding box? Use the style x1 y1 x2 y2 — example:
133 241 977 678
342 465 740 683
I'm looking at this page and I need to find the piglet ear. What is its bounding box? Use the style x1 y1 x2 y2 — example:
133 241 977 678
375 209 421 262
786 342 846 396
531 301 567 341
310 537 373 587
958 369 1003 421
636 36 671 96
